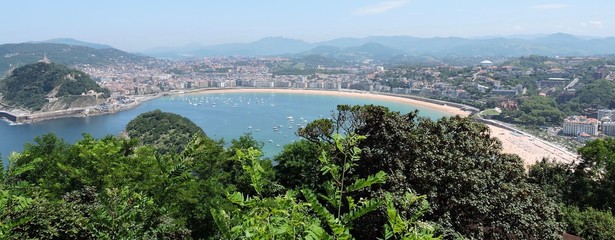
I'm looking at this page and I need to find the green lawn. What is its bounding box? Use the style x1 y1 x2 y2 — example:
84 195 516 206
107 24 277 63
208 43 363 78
480 108 501 116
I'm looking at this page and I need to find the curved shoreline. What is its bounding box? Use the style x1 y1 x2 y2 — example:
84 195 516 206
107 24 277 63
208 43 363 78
175 88 578 166
4 87 577 166
175 88 472 116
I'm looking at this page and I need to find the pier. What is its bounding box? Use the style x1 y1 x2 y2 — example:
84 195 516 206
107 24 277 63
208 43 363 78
0 111 27 123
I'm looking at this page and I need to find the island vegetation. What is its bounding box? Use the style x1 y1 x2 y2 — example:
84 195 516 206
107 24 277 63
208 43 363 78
125 110 205 154
1 107 614 239
0 62 110 111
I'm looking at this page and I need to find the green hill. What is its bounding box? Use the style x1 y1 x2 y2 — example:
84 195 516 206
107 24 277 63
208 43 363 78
0 42 153 75
125 110 205 154
0 62 110 111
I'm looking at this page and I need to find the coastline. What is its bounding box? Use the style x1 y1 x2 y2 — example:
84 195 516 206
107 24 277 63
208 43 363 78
177 88 578 166
2 87 578 166
0 94 161 124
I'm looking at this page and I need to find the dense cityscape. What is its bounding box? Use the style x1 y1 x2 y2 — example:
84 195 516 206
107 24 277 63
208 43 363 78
70 54 615 148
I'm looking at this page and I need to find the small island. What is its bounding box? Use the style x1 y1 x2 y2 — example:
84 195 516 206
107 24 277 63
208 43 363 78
125 109 206 154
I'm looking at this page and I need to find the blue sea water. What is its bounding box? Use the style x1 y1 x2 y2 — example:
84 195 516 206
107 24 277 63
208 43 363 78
1 91 450 166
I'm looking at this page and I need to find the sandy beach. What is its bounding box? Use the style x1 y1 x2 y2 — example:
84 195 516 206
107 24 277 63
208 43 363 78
183 88 578 167
487 125 577 166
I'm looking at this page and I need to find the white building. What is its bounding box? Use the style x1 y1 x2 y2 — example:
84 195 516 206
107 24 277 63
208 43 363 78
598 109 615 121
601 121 615 136
479 60 493 67
562 116 600 136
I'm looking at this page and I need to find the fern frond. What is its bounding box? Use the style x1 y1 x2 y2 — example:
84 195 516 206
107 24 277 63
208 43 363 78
342 198 381 223
346 171 388 192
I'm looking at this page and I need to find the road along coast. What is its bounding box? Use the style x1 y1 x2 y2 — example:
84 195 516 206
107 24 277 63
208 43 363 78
0 94 161 124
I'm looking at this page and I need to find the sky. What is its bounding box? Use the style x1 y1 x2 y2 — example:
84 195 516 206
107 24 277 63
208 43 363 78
1 0 614 52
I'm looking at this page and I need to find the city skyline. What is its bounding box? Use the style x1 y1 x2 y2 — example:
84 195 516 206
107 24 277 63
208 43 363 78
1 0 614 51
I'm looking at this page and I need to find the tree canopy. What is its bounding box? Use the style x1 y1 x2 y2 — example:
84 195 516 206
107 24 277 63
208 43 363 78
572 79 615 109
0 62 110 111
0 105 590 239
497 96 565 126
125 109 205 154
528 137 615 239
287 105 562 239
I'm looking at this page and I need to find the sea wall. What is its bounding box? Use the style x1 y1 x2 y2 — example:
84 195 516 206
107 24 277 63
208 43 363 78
1 109 88 123
22 109 87 122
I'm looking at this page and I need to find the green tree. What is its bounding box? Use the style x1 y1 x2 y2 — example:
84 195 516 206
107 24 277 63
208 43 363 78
527 159 574 203
561 206 615 240
572 80 615 109
274 140 327 191
529 143 615 239
293 105 562 239
0 154 34 238
4 133 204 238
499 96 564 126
125 110 205 154
176 135 236 239
226 133 279 196
572 138 615 210
212 148 327 239
89 187 190 239
213 135 439 240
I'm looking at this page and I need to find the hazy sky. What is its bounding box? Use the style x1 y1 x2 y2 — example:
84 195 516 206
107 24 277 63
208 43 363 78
2 0 614 51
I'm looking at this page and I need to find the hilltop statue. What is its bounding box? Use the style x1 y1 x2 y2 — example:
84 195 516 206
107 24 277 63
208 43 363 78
38 54 51 64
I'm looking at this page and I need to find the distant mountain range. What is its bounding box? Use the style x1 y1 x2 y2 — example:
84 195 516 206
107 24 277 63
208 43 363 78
2 33 615 70
0 41 153 76
32 38 114 49
142 33 615 60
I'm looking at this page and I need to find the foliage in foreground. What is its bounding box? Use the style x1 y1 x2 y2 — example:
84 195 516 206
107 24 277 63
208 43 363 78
529 137 615 239
4 105 604 239
290 105 563 239
561 206 615 240
212 134 439 239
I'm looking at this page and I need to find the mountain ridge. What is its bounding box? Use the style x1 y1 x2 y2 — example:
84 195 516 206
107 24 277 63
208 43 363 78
140 33 615 59
0 42 154 76
35 38 114 49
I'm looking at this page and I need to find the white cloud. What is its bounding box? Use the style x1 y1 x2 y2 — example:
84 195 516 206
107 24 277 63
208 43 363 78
354 0 410 16
531 4 570 10
581 20 603 28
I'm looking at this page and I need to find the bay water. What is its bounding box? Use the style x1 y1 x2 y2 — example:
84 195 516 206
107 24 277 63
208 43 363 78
1 92 449 166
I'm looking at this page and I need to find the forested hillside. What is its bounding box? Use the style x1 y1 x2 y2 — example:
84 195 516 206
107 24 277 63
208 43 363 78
0 62 109 111
0 43 153 75
1 107 614 239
